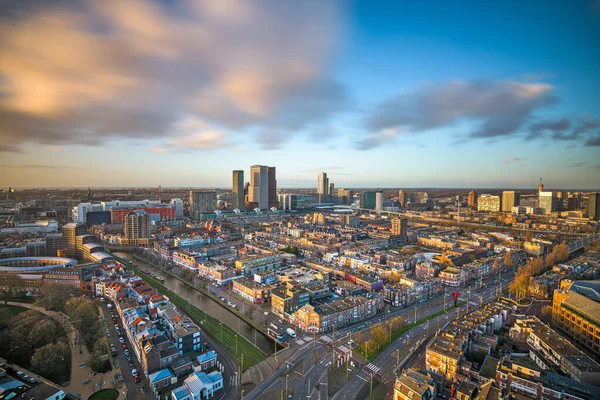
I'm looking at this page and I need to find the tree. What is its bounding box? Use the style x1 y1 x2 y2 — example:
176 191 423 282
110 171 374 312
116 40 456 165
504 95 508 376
556 242 570 263
36 284 72 312
540 305 553 321
30 342 70 384
503 252 513 270
0 272 25 305
493 259 500 274
370 323 387 349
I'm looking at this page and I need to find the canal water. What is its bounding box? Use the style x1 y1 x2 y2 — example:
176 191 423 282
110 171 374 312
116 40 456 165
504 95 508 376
114 252 275 355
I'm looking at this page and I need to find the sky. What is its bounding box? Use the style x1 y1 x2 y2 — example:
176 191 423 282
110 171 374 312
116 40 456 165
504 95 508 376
1 0 599 189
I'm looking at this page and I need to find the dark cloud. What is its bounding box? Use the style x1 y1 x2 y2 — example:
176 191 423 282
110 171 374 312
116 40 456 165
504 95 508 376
501 157 527 164
586 135 600 146
528 119 570 139
359 80 557 149
0 0 346 152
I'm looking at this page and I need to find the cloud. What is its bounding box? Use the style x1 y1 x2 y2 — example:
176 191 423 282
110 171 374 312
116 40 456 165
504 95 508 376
152 117 229 153
0 0 346 151
586 135 600 146
566 162 587 168
0 164 94 170
528 119 570 139
358 80 557 149
356 79 600 150
589 164 600 170
501 157 527 164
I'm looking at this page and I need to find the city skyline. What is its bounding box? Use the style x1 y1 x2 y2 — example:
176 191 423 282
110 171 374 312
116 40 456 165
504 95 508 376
1 1 599 188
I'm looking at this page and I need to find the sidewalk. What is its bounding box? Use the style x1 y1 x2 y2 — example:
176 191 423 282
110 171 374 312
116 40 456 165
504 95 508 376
6 301 127 399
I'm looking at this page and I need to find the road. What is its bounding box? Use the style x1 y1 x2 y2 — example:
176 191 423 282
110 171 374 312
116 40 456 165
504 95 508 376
246 270 515 400
99 302 147 400
332 277 512 400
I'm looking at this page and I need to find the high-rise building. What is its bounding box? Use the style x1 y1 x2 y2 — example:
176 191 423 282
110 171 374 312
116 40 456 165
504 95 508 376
248 165 269 209
120 210 152 246
468 190 477 207
278 194 298 211
539 191 557 214
328 183 335 198
125 210 150 239
375 191 384 213
62 222 86 258
410 192 429 204
398 190 406 208
391 217 407 243
589 192 600 220
337 189 354 205
232 170 245 210
170 198 184 218
317 172 329 203
567 192 582 210
360 192 377 209
538 177 544 193
45 234 67 257
189 190 217 218
501 191 520 212
477 194 501 212
268 167 278 209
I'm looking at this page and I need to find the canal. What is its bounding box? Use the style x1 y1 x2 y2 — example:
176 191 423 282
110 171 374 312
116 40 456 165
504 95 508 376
114 252 275 355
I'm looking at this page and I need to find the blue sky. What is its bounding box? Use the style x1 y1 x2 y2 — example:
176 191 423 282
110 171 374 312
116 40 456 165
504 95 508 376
1 0 599 189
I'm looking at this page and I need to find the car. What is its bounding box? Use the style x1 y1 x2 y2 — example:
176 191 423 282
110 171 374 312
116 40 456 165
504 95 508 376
119 337 125 343
204 343 211 350
16 371 24 377
124 350 129 355
263 312 269 316
105 329 110 335
28 377 36 384
121 343 126 348
134 375 140 383
347 339 355 348
125 355 131 361
131 369 137 376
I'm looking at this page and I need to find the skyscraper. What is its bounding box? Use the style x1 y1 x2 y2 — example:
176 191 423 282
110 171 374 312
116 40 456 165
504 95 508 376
189 190 217 218
328 183 335 198
62 222 86 258
538 177 544 193
232 170 245 210
337 189 354 205
361 191 377 209
468 190 477 207
501 191 520 212
268 166 278 209
399 190 406 208
375 191 384 213
124 210 150 245
317 172 329 203
391 217 407 243
539 191 557 214
248 165 269 209
477 194 501 212
589 192 600 220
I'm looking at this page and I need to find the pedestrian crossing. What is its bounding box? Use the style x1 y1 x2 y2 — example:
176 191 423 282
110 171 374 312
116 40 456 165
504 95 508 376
228 375 237 387
364 363 380 374
296 338 305 346
320 335 332 343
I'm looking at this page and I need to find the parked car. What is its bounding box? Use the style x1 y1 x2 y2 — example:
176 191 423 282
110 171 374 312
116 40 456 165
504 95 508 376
119 337 125 343
263 312 269 316
131 369 137 376
134 375 140 383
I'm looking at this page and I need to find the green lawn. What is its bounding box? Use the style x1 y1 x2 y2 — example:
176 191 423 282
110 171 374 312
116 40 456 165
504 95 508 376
0 305 29 316
111 255 266 371
88 388 118 400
